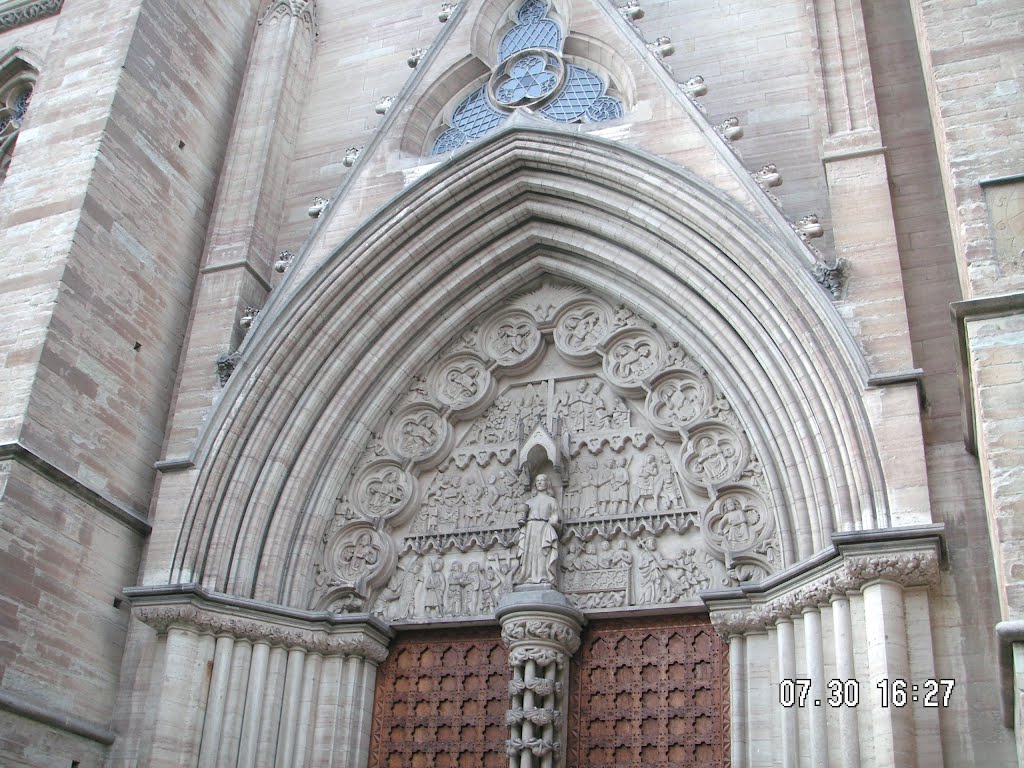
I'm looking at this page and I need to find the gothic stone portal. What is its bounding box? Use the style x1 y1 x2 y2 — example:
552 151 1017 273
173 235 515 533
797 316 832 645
312 280 781 619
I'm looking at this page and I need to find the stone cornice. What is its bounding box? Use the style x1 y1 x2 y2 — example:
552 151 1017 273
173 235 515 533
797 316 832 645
703 527 944 637
950 291 1024 454
126 583 393 662
0 0 62 32
0 688 114 746
0 441 151 535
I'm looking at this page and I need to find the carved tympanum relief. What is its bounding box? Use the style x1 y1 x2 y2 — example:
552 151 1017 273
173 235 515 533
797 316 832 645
312 280 780 617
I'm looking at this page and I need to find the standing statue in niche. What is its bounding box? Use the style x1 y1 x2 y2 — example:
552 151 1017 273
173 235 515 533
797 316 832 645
513 474 562 586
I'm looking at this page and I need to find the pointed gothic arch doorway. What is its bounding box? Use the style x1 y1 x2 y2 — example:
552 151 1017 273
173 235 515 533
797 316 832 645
366 615 728 768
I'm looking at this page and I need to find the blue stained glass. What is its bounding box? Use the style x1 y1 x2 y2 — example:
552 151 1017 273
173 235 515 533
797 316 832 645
494 55 559 106
539 65 603 122
432 127 467 155
499 20 561 61
585 95 624 122
517 0 548 23
13 89 31 121
451 86 508 138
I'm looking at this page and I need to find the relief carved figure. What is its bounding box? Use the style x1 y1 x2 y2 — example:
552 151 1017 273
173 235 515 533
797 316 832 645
559 304 608 352
680 426 745 490
634 535 709 604
442 363 482 405
609 338 657 381
398 411 442 457
364 468 409 519
597 456 630 516
514 474 561 586
710 497 760 550
422 559 446 618
647 373 708 432
495 319 534 358
336 531 383 580
701 491 776 583
632 454 664 514
486 311 541 367
378 556 422 620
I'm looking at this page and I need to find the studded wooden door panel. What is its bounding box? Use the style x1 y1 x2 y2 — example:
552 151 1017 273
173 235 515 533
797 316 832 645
566 615 730 768
367 628 510 768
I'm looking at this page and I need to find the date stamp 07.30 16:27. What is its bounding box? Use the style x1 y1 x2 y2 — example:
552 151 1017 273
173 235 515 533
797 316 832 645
779 678 955 708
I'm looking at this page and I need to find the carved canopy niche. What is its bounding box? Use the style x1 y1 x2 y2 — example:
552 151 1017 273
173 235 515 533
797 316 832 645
311 279 782 621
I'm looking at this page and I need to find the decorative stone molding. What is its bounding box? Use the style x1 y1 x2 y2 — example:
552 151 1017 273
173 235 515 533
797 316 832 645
813 257 847 298
500 612 583 656
216 350 242 386
716 117 743 142
646 36 675 59
342 146 360 167
407 48 427 68
0 0 62 33
127 584 393 663
438 2 457 22
704 528 943 637
753 163 783 190
795 213 824 241
239 305 261 331
260 0 314 27
844 550 940 586
307 195 329 217
681 75 707 99
617 0 644 22
274 250 296 271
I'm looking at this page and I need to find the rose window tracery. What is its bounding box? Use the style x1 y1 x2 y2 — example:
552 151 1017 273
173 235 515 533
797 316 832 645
431 0 625 156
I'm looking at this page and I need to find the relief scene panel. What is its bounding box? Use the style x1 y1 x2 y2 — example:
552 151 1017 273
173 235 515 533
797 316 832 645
310 280 781 620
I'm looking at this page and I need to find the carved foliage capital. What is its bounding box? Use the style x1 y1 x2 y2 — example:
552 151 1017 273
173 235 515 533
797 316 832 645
500 613 582 656
133 602 388 662
708 546 940 636
0 0 62 33
844 550 940 588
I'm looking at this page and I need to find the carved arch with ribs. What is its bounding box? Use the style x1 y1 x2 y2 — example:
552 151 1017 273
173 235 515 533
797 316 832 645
163 128 887 606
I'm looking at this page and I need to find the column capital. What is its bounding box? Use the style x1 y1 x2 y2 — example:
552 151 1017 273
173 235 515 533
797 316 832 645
126 583 393 663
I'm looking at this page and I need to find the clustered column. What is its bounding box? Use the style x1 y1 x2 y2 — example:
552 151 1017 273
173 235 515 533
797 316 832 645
707 543 942 768
131 595 392 768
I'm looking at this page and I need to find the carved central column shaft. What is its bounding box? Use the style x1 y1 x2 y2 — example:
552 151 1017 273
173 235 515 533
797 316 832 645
498 588 584 768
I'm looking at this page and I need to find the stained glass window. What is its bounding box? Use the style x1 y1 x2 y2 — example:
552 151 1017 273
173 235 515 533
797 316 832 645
499 20 561 61
429 0 624 156
539 66 603 122
451 86 508 138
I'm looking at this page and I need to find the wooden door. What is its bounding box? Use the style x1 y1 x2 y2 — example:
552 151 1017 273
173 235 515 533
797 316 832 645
566 615 729 768
368 615 728 768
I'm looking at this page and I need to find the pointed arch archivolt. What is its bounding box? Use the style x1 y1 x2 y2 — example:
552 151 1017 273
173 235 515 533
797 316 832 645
158 128 886 607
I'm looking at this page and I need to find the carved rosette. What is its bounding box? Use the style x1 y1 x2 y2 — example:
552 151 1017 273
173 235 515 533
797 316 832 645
353 461 416 523
645 370 711 436
483 310 544 372
386 404 451 465
601 328 664 396
553 299 613 364
431 353 495 416
499 602 583 768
